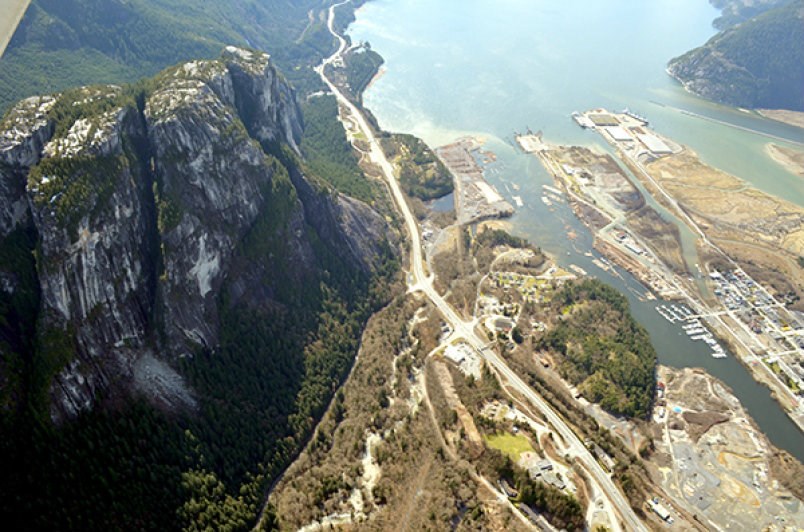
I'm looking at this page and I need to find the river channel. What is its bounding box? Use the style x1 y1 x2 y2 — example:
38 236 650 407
348 0 804 460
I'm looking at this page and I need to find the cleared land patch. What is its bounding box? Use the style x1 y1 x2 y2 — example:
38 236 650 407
484 432 535 461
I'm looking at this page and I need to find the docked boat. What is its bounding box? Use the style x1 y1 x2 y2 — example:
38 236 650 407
622 107 648 125
572 111 594 129
568 264 588 276
656 306 676 322
542 184 563 196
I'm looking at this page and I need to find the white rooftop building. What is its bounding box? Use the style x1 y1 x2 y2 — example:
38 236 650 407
603 126 633 142
637 133 672 154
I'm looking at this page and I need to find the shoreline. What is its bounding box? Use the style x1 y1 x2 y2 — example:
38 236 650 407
364 65 386 92
340 0 804 453
757 109 804 130
765 143 804 178
661 70 804 147
556 109 804 436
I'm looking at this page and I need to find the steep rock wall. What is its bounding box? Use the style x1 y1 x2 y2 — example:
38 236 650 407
0 47 390 423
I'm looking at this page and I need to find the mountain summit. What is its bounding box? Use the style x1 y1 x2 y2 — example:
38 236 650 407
0 47 387 423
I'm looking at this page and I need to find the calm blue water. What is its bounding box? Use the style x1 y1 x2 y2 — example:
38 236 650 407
349 0 804 460
429 191 455 212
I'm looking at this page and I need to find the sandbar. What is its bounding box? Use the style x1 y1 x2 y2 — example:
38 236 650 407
757 109 804 130
765 143 804 178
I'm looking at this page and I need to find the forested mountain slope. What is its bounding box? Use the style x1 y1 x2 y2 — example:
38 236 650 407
709 0 791 29
668 0 804 111
0 0 357 111
0 46 396 530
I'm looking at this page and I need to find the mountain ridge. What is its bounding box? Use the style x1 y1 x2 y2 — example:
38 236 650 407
668 0 804 111
0 0 371 112
0 46 399 528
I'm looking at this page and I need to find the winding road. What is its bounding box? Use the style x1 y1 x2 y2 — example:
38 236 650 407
319 2 649 531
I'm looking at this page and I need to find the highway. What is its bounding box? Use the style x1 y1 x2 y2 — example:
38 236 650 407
319 3 648 531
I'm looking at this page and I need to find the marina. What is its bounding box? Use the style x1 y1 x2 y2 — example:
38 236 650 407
350 0 804 461
656 305 726 359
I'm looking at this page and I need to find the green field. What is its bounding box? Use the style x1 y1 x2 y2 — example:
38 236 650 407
484 432 534 461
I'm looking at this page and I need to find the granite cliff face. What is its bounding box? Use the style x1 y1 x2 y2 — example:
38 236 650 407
0 48 388 423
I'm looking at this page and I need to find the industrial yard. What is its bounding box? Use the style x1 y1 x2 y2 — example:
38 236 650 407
651 367 804 530
577 108 804 311
517 131 685 300
436 138 514 225
569 108 804 431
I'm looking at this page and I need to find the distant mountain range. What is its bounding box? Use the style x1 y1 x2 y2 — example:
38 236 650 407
668 0 804 111
0 0 357 112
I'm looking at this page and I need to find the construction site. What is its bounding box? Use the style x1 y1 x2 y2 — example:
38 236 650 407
651 367 804 530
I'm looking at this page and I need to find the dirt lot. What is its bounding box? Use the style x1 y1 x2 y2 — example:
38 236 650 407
551 145 644 212
650 367 804 530
433 360 483 453
545 145 688 277
626 205 688 274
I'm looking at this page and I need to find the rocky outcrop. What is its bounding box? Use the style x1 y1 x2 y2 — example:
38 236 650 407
29 101 158 422
0 96 56 239
287 161 389 274
0 47 390 423
221 46 303 154
147 62 273 356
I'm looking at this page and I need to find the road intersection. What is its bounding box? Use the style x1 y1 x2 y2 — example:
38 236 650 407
319 3 649 530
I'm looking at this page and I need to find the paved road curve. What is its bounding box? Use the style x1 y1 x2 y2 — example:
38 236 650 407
319 3 648 531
